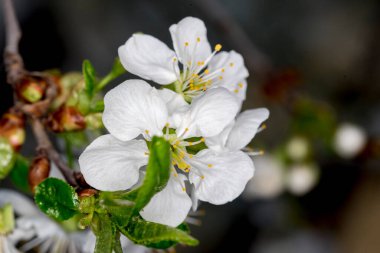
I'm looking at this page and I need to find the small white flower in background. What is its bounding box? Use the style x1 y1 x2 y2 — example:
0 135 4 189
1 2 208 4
243 155 285 199
286 136 310 162
334 123 367 159
0 189 79 253
79 79 266 227
286 163 319 196
118 17 249 103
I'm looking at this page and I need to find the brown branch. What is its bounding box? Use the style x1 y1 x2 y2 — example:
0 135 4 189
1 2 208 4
30 118 77 186
2 0 80 188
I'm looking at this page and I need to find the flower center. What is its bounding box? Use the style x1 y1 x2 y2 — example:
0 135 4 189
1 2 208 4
172 39 228 101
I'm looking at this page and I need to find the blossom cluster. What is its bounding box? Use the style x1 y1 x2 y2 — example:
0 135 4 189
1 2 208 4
79 17 269 227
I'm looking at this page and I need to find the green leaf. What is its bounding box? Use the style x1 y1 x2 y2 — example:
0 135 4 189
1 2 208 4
132 136 171 213
93 214 117 253
96 58 126 91
9 155 30 192
0 137 15 180
119 216 198 249
106 204 134 227
34 178 79 221
82 60 96 99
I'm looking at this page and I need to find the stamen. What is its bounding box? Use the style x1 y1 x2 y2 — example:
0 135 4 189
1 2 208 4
234 89 239 93
238 83 243 88
207 164 213 168
229 62 234 67
197 37 201 42
257 124 267 133
145 129 149 135
215 44 222 51
144 152 149 156
185 42 189 47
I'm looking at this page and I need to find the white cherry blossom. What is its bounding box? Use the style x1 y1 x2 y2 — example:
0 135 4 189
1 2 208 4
79 79 250 227
118 17 249 102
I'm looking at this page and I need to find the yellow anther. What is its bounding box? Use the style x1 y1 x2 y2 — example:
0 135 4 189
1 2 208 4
219 76 223 80
201 175 205 179
185 42 189 46
234 89 239 93
238 83 243 88
173 58 177 62
165 123 170 128
229 62 234 67
215 44 222 51
197 61 203 66
221 68 225 72
188 154 193 158
182 187 186 192
201 138 205 142
259 150 265 155
260 124 267 130
184 128 189 132
174 173 178 177
145 129 149 135
204 69 210 74
207 164 213 168
144 152 149 156
197 37 201 42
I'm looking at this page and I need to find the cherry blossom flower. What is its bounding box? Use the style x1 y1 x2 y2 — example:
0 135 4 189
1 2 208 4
118 17 249 102
0 189 79 253
79 79 258 227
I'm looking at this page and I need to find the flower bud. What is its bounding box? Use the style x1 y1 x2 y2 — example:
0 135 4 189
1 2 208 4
0 112 26 151
334 123 367 159
47 106 86 132
17 77 47 103
286 163 319 196
28 155 50 192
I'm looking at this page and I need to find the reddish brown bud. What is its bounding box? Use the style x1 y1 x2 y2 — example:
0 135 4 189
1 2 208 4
17 77 47 103
47 106 86 132
0 112 26 151
28 155 50 192
78 188 98 198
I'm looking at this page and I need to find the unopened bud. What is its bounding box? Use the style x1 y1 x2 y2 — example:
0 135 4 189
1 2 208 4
47 106 86 132
17 77 47 103
0 112 25 151
28 155 50 192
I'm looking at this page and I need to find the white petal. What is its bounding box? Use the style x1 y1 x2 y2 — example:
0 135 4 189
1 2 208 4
157 88 189 116
103 80 168 141
188 149 254 205
204 121 234 152
140 174 191 227
0 190 39 217
118 34 178 85
208 50 249 88
169 17 211 64
177 88 240 138
220 79 247 103
79 135 148 191
226 108 269 151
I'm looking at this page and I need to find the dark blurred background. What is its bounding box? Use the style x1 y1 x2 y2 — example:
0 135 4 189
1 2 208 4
1 0 380 252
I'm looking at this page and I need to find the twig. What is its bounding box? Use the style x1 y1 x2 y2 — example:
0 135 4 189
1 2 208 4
1 0 80 187
30 118 77 186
